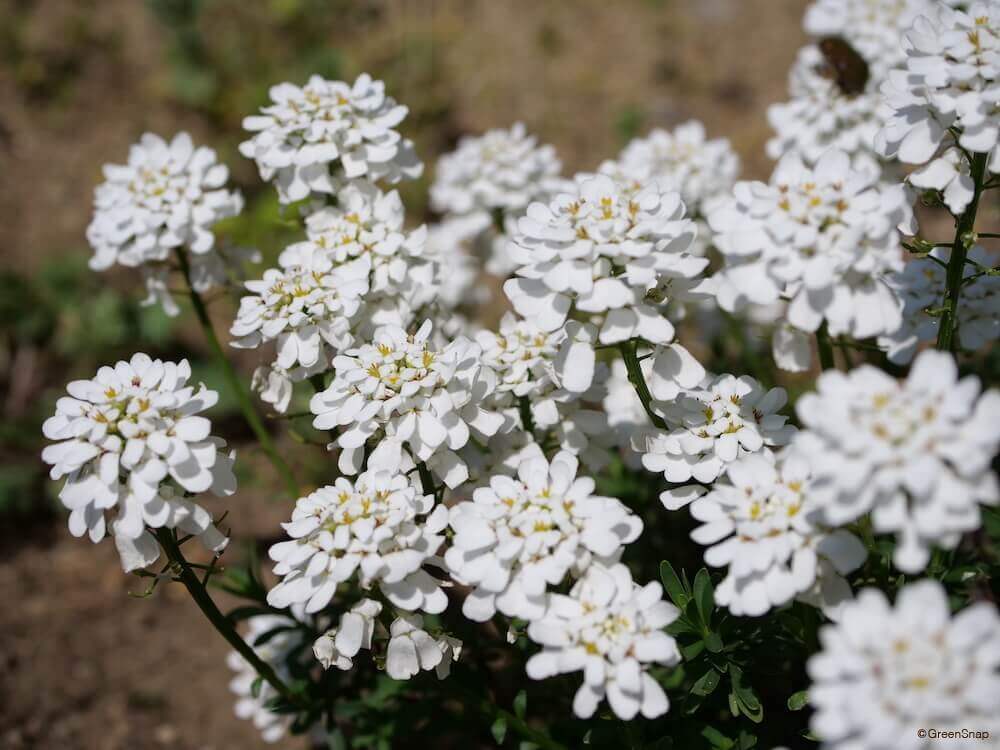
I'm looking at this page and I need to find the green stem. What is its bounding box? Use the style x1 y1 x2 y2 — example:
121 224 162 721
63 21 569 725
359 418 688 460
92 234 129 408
517 395 536 437
481 701 566 750
938 152 988 351
618 338 666 430
416 460 436 498
816 324 836 371
175 249 299 499
153 528 305 708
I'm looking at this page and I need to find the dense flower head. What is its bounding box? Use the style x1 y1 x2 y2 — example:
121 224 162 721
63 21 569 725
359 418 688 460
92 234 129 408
606 121 739 219
808 580 1000 749
876 2 1000 168
795 350 1000 572
879 246 1000 363
309 321 504 486
667 450 866 617
525 563 680 720
641 373 795 489
267 467 447 614
475 312 562 398
41 353 235 570
709 150 916 361
228 611 312 744
386 613 461 680
313 598 383 671
87 132 243 272
240 73 422 202
445 450 642 621
430 122 562 217
767 45 885 170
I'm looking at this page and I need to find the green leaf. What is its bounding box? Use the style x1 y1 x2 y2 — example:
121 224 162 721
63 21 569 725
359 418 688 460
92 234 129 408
491 716 508 744
701 726 735 750
250 675 263 699
691 668 721 697
693 568 715 629
513 689 527 719
704 631 724 653
659 561 689 609
680 639 705 660
787 690 809 711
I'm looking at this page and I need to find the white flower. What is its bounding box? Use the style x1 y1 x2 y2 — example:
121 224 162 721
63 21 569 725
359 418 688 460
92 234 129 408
313 598 383 670
642 373 795 488
445 450 642 622
423 215 488 309
603 359 652 467
876 3 1000 168
709 150 916 353
794 349 1000 572
87 132 243 272
252 364 294 414
879 246 1000 363
431 122 562 217
41 353 235 570
240 73 422 202
267 468 448 614
228 611 309 743
525 563 680 720
907 147 976 213
678 450 867 617
503 173 704 391
309 321 504 487
808 580 1000 749
766 45 885 170
385 613 444 680
476 312 562 398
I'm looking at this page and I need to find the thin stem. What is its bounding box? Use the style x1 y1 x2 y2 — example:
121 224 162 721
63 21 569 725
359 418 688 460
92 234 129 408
153 528 305 708
816 324 837 371
416 460 436 498
517 395 536 437
938 152 988 351
175 248 299 499
618 338 666 430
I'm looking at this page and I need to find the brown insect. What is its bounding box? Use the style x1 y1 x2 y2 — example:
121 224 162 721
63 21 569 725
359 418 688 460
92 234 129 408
816 37 870 96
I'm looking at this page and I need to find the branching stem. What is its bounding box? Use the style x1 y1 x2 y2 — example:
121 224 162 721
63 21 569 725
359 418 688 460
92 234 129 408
618 338 666 430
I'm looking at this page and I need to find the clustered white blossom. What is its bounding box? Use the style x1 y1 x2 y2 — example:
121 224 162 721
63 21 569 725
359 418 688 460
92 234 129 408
313 598 383 670
876 3 1000 172
808 580 1000 749
525 563 680 720
879 246 1000 363
445 450 642 621
709 149 916 372
240 74 422 202
267 466 448 614
504 173 707 391
670 450 867 618
87 131 244 316
795 349 1000 573
41 353 235 572
309 321 504 486
642 373 795 491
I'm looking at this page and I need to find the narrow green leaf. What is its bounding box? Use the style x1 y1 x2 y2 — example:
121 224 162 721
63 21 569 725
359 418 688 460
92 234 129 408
691 668 721 696
513 689 527 719
787 690 810 711
693 568 715 628
704 631 724 653
659 561 689 608
491 716 508 744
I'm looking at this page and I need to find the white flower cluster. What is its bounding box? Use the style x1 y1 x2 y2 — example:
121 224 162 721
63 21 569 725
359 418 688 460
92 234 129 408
879 246 1000 363
675 450 866 617
525 563 680 720
795 349 1000 572
445 450 642 621
808 580 1000 749
240 74 422 202
231 181 435 389
642 373 795 490
876 3 1000 172
709 150 916 372
504 173 706 391
41 353 235 572
87 132 244 316
310 321 504 486
267 467 448 614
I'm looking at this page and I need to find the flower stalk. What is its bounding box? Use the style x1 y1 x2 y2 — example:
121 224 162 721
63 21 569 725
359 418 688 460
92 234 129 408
619 338 667 430
175 248 300 499
938 152 988 351
816 323 837 371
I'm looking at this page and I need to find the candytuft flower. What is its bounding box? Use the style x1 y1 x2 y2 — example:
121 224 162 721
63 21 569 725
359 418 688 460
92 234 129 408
313 598 383 670
794 349 1000 572
240 74 422 202
445 450 642 621
525 563 680 720
41 353 235 571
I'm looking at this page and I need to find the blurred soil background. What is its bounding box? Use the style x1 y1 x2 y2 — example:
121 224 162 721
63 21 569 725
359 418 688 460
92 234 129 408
0 0 911 747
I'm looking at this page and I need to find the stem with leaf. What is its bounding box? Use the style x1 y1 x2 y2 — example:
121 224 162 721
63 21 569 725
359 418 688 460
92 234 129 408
618 338 666 430
815 323 837 371
938 152 988 351
175 248 299 499
153 528 305 708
